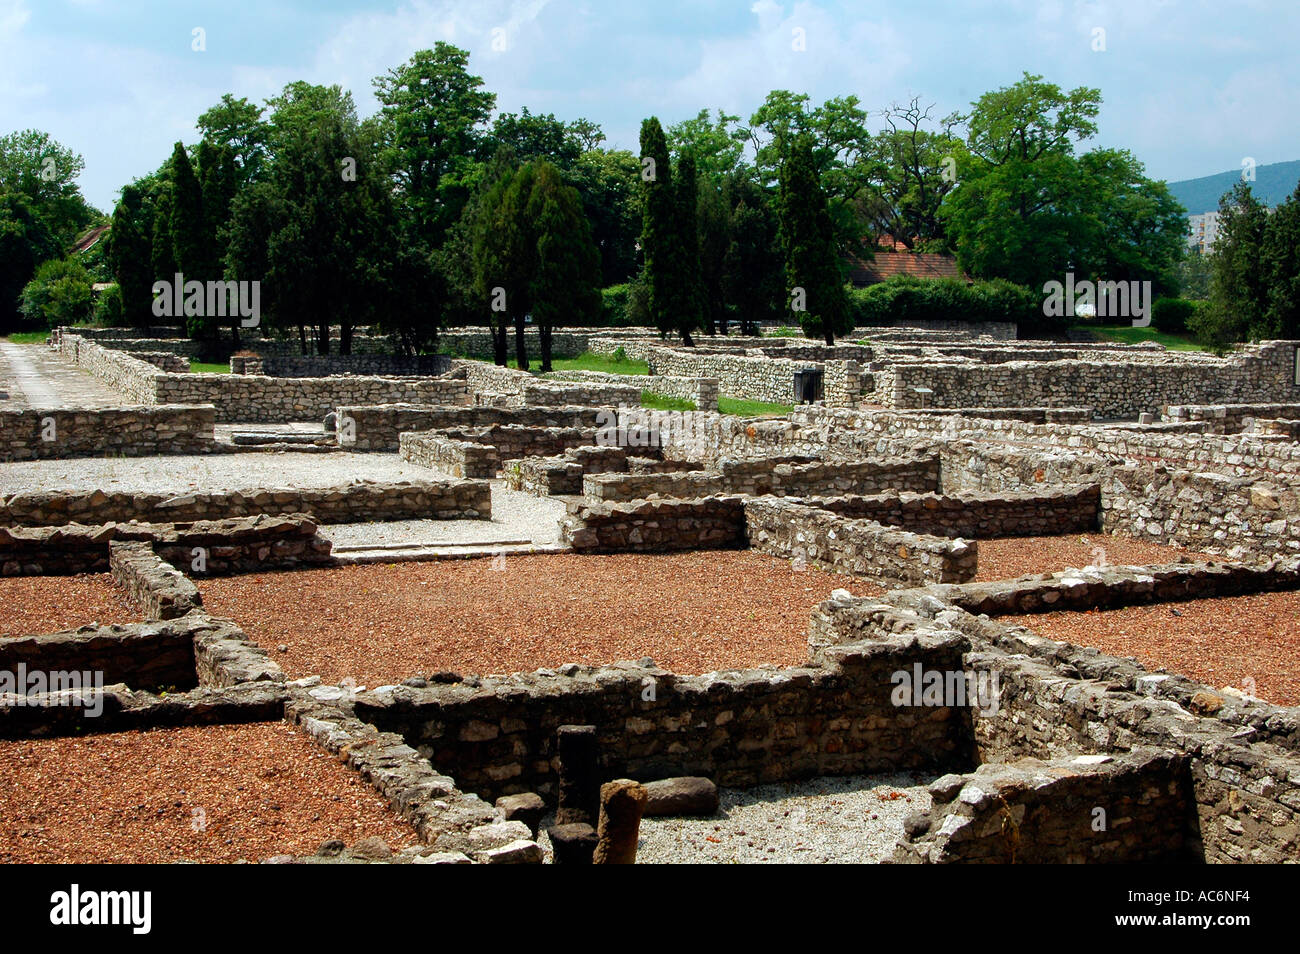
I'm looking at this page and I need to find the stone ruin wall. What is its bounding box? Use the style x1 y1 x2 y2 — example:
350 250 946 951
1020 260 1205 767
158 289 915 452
873 340 1300 416
353 631 976 804
56 333 472 424
580 455 940 503
543 369 720 412
0 405 216 461
0 478 490 527
337 404 608 452
0 514 333 577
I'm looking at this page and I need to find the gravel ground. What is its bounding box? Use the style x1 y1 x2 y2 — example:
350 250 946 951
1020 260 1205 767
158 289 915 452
974 533 1214 582
0 450 436 495
0 721 420 863
323 483 566 548
535 772 932 864
1004 590 1300 706
199 550 868 685
0 573 138 637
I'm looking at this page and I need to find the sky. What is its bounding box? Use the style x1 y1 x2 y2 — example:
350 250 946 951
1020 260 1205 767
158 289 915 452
2 0 1297 213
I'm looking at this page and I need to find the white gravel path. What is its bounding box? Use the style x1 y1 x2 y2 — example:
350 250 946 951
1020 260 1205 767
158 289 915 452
324 483 566 548
537 772 934 864
0 451 435 495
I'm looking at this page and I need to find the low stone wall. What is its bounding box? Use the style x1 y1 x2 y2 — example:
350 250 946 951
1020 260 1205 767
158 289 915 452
909 556 1300 617
56 333 161 403
0 478 490 527
813 590 1300 863
582 455 940 503
0 514 332 577
871 340 1300 416
604 408 825 465
520 381 641 407
58 332 471 423
743 497 978 585
400 425 599 478
132 352 191 372
153 373 471 424
451 360 534 402
505 446 629 496
109 541 203 620
893 750 1193 863
940 441 1300 558
336 403 608 452
0 405 216 461
545 369 720 412
886 406 1094 424
439 328 631 360
1167 402 1300 434
352 631 976 803
0 620 198 693
561 495 749 552
859 320 1018 340
801 486 1101 539
260 354 451 377
646 345 807 405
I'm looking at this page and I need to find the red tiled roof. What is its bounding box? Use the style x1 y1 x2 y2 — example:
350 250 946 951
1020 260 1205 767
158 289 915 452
847 249 965 286
72 224 109 254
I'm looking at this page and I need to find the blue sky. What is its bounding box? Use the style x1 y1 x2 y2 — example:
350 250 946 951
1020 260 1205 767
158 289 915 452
3 0 1297 212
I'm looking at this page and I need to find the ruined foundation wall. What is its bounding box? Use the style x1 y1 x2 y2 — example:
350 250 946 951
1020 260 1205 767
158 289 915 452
354 632 977 803
0 405 216 461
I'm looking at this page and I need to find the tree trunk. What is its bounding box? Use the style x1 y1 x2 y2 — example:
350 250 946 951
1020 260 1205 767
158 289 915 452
340 321 353 356
823 325 834 345
681 328 695 347
316 323 329 355
492 319 507 366
514 314 529 371
298 323 307 355
539 323 552 373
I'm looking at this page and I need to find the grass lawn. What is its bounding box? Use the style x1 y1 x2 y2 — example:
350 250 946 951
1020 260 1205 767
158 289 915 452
2 332 49 344
641 391 695 411
188 361 230 374
718 396 794 416
460 350 650 375
1077 324 1208 352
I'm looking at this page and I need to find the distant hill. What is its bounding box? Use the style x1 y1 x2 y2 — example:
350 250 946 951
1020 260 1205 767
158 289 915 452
1167 160 1300 215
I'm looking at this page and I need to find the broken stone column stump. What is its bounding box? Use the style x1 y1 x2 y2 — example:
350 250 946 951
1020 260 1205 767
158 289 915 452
555 724 600 826
548 823 598 864
592 778 648 865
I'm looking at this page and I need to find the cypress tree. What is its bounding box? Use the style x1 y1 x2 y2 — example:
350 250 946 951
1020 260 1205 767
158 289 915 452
150 186 177 286
672 149 704 344
169 142 209 338
639 117 677 340
528 162 601 371
778 135 849 344
110 184 155 327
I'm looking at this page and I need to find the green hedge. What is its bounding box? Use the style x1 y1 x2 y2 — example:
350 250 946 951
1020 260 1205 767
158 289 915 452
847 275 1045 333
1151 297 1200 334
596 283 650 327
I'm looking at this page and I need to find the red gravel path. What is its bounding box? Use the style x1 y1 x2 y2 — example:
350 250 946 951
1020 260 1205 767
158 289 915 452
1004 590 1300 706
200 551 868 684
0 722 419 863
0 573 138 638
974 534 1215 582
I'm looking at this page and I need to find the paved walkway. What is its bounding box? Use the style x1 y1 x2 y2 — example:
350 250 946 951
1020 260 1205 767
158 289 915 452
0 341 123 408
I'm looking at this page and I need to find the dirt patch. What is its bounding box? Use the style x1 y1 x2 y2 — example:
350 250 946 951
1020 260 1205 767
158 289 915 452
0 721 419 863
200 551 870 684
975 533 1215 583
1004 590 1300 706
0 573 138 638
